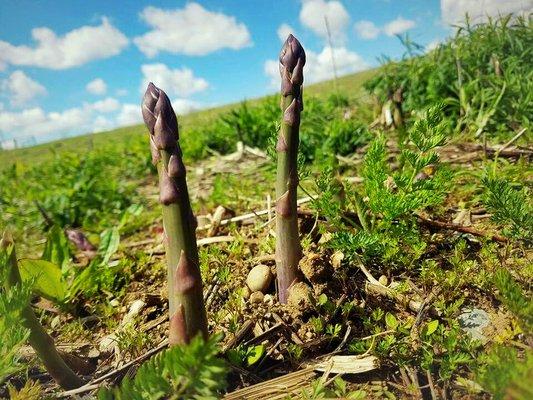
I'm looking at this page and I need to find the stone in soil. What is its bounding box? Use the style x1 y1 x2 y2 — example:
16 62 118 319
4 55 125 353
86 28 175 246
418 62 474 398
246 264 273 293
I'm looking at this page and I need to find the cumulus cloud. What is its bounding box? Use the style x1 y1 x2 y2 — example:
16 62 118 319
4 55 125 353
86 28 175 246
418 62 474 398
116 103 142 126
277 24 295 42
265 46 368 86
86 97 120 113
354 20 380 39
354 16 416 40
1 70 47 107
86 78 107 95
0 17 128 69
300 0 350 41
134 3 252 57
441 0 532 25
140 63 209 98
383 17 416 36
0 97 122 142
171 98 201 115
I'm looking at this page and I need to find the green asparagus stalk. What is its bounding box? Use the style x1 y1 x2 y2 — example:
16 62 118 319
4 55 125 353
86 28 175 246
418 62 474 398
1 232 83 389
275 34 306 303
142 83 208 345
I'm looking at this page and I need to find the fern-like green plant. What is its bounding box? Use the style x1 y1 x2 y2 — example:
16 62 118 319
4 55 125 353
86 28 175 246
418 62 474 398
482 175 532 240
98 335 227 400
318 105 451 265
493 269 533 333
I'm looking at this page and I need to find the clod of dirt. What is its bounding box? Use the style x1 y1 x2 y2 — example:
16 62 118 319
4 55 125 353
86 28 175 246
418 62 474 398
331 251 344 269
249 291 264 304
246 264 273 292
287 282 313 315
299 252 333 284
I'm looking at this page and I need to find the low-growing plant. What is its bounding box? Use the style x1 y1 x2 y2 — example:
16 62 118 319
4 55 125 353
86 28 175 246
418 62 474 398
98 335 227 400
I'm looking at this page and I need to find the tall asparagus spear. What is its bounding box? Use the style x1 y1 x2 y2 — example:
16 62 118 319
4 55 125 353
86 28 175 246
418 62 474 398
275 35 306 303
1 232 83 389
142 83 208 345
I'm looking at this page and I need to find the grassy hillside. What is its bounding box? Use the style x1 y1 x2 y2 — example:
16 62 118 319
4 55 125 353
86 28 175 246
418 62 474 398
0 68 377 167
1 16 531 399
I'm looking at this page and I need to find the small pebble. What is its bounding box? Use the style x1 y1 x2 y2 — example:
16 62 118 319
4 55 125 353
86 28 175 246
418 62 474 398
263 294 274 306
241 286 251 300
249 291 264 304
378 275 388 286
246 265 273 293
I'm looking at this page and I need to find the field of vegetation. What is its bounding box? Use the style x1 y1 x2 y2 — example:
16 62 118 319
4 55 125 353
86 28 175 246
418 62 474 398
0 15 531 399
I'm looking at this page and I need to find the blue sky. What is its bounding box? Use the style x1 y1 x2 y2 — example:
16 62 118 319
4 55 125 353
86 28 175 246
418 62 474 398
0 0 530 147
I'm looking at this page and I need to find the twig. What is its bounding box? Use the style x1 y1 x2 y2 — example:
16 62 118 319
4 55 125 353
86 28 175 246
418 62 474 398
417 214 508 242
198 197 312 231
426 369 438 400
57 340 168 397
224 320 254 350
498 127 527 154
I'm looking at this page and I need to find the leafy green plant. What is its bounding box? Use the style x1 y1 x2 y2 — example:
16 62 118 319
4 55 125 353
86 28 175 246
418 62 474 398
0 249 31 384
492 269 533 332
365 15 532 140
227 344 265 367
98 335 227 400
320 105 451 266
476 346 533 400
482 175 532 240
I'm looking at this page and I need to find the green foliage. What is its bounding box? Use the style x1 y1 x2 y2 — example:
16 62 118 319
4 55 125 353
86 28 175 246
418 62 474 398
227 344 265 367
482 174 532 240
323 119 372 157
365 16 532 139
476 346 533 400
493 269 533 332
18 259 66 302
0 245 31 383
319 105 450 266
98 335 227 400
298 376 366 399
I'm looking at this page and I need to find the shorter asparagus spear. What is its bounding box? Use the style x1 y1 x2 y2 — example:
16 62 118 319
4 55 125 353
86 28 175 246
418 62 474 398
1 232 83 390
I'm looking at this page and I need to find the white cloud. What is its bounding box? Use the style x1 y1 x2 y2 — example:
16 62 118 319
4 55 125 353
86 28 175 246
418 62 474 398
0 98 122 141
140 63 209 98
86 78 107 95
265 46 368 86
277 24 295 42
86 97 120 113
354 20 380 39
171 98 201 115
441 0 532 25
0 17 128 69
300 0 350 41
1 70 47 107
92 115 113 132
116 104 142 126
134 3 252 57
383 17 416 36
426 39 442 52
115 88 128 96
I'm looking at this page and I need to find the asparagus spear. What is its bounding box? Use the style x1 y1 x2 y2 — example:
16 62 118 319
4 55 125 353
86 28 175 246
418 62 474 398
1 232 83 389
142 83 208 345
275 35 306 303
